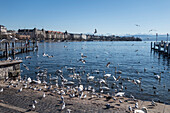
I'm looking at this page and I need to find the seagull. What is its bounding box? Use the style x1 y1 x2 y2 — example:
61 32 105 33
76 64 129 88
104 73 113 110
135 102 138 108
104 74 111 78
134 107 148 113
25 56 31 59
149 29 157 32
87 76 95 81
43 93 46 98
94 29 97 34
33 100 38 104
27 77 32 83
0 88 3 92
136 78 141 84
144 68 147 72
32 104 35 110
69 94 74 98
78 85 84 92
130 94 137 101
23 64 29 70
83 94 87 99
18 88 22 92
43 53 48 57
119 99 123 103
128 106 132 112
61 102 65 110
61 96 64 101
79 59 86 64
155 74 161 80
44 85 47 89
105 103 110 109
135 24 140 27
67 109 72 113
151 100 156 106
81 53 87 59
116 75 121 81
113 76 116 81
106 62 111 68
115 92 125 97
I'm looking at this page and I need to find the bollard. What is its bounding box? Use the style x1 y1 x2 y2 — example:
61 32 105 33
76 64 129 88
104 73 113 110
158 43 161 52
151 42 152 50
12 42 15 59
168 43 170 57
5 42 8 59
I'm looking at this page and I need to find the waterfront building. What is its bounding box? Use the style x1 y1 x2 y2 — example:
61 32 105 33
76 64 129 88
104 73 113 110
45 31 57 40
0 25 14 40
56 31 64 40
18 28 45 41
16 34 31 40
81 34 87 40
0 25 7 34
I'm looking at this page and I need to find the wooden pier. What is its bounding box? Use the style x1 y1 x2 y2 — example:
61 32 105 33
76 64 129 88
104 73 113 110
0 39 38 59
151 41 170 57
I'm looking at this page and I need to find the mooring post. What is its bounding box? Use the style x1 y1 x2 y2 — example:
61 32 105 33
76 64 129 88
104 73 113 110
5 42 8 59
28 40 30 51
154 42 155 50
158 42 161 52
36 40 38 49
151 42 153 50
168 43 170 57
25 40 28 52
164 43 166 54
12 42 15 59
21 41 23 53
33 40 35 51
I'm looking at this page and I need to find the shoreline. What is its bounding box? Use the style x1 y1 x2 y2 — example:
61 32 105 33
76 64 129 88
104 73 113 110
0 80 169 113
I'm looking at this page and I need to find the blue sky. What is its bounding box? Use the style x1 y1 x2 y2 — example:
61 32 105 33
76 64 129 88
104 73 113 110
1 0 170 35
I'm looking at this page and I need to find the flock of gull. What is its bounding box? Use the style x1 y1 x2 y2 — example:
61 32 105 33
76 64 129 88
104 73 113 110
1 44 169 113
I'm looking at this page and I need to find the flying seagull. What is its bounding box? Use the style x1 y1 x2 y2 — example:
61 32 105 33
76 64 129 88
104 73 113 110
149 29 157 32
94 29 97 34
135 24 140 27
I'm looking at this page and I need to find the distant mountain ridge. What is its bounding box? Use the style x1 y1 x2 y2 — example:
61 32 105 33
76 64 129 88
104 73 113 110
124 34 168 41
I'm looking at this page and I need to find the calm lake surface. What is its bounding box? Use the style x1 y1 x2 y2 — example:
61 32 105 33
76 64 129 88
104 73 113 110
12 41 170 104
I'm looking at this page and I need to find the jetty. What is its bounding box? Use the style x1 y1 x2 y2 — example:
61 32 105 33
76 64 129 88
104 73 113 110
0 39 38 59
151 41 170 57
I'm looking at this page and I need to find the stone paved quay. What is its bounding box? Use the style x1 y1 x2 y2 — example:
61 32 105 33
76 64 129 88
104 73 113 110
0 81 169 113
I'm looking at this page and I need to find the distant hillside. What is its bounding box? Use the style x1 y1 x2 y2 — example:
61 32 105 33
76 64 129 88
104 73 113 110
124 34 168 41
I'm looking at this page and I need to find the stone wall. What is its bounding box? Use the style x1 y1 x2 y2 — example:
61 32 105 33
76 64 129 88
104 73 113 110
0 63 21 80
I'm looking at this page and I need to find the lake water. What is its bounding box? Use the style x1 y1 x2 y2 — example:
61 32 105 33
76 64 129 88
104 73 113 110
8 41 170 104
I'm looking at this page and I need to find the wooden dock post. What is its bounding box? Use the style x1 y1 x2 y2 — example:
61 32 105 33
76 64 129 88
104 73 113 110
158 42 161 52
0 40 38 58
5 42 8 59
12 42 15 59
25 40 28 53
20 41 23 53
36 40 38 50
151 42 153 50
154 42 156 50
164 43 166 54
33 40 35 51
168 43 170 57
